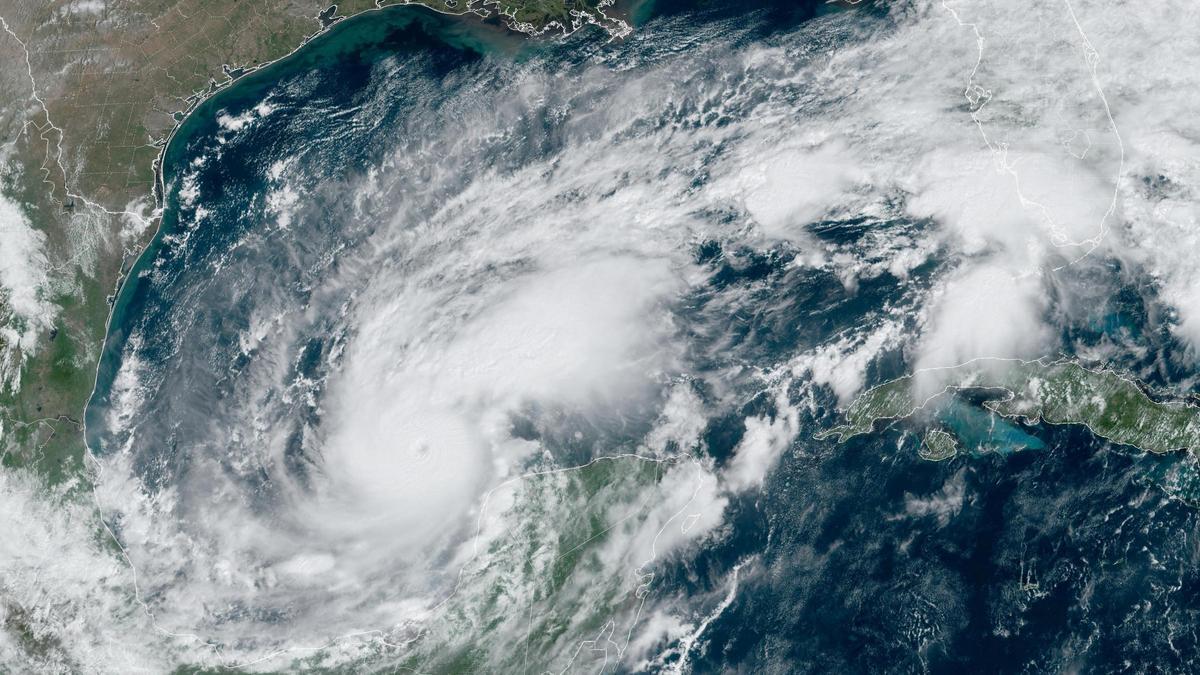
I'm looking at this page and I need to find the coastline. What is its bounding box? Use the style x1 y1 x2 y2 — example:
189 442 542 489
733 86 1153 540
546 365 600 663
81 4 587 455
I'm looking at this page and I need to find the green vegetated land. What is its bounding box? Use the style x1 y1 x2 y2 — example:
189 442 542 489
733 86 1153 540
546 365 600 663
919 429 958 462
819 359 1200 457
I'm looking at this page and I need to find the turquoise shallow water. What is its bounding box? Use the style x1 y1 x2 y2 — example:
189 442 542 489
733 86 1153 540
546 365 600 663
939 397 1046 456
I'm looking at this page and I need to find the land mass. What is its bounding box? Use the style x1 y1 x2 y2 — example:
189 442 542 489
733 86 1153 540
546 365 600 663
819 358 1200 457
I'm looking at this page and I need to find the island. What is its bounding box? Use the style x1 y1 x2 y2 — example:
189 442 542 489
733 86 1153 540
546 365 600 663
818 358 1200 456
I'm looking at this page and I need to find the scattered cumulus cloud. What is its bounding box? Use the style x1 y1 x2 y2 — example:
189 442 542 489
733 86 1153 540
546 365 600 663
0 189 58 394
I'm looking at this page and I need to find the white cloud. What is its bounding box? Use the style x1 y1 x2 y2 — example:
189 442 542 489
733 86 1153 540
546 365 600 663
309 255 686 550
0 190 58 393
644 383 709 455
915 265 1051 374
730 140 865 239
22 0 1200 667
0 470 171 672
903 468 967 528
723 385 799 492
798 318 906 404
118 198 154 246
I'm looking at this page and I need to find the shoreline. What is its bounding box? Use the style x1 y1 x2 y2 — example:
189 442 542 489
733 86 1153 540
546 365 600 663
81 2 632 457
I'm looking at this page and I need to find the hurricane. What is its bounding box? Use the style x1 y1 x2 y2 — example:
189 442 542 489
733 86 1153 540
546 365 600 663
7 0 1200 671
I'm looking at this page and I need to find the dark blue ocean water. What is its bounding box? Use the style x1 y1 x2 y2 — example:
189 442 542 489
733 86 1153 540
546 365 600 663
84 2 1200 672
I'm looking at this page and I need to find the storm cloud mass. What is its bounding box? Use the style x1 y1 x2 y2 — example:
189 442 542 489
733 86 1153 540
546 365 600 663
6 0 1200 672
